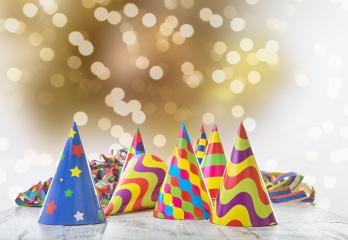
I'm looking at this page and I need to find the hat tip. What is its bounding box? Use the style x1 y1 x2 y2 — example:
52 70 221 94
212 124 218 131
238 122 247 138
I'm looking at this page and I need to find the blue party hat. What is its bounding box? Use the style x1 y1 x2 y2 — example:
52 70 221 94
38 122 105 225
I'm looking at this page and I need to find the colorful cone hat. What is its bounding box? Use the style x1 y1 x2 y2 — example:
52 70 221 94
153 123 212 220
104 153 167 216
194 125 208 165
201 125 227 200
211 122 277 227
121 128 145 173
39 122 105 225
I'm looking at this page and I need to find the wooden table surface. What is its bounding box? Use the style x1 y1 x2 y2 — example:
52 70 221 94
0 203 347 239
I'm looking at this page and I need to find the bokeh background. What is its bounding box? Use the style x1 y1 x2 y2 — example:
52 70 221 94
0 0 347 217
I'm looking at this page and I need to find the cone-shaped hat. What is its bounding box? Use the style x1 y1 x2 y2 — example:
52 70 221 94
153 123 212 220
201 125 227 200
121 128 145 173
104 153 167 216
39 122 105 225
194 125 208 165
211 122 277 227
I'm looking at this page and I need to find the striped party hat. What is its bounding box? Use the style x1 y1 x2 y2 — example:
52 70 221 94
104 153 167 216
194 125 208 165
121 128 145 173
211 122 277 227
201 125 226 200
153 123 212 220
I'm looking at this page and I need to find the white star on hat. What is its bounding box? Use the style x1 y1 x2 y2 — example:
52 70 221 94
74 211 84 221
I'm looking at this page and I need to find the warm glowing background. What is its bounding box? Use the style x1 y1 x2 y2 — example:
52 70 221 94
0 0 347 217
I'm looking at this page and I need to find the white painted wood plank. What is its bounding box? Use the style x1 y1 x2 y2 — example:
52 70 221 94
0 204 347 240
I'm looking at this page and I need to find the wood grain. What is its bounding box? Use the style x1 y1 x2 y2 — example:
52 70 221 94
0 204 347 239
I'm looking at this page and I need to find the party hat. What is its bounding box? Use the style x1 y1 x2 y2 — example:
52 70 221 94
201 125 227 200
104 153 168 216
194 125 208 165
211 122 277 227
121 128 145 173
153 123 212 220
39 122 105 225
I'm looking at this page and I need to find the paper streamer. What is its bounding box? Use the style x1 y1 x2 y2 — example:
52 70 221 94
15 148 126 209
104 153 167 216
262 171 315 204
211 123 277 227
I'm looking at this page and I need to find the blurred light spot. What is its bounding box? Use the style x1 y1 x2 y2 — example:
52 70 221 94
74 111 88 126
122 30 137 45
181 61 194 74
230 79 244 94
135 56 150 69
124 3 138 17
107 11 122 25
67 55 81 69
230 17 246 32
226 51 240 64
212 69 226 83
128 99 142 112
153 134 166 147
180 24 194 38
132 110 146 124
164 0 177 9
94 7 108 21
183 71 203 88
308 126 322 139
323 176 336 189
39 0 58 15
23 3 38 18
199 8 213 22
164 101 177 114
40 47 55 61
295 73 309 87
0 138 10 152
209 14 223 28
160 22 174 36
172 32 186 45
50 73 65 88
91 61 111 80
78 40 94 56
98 118 111 131
247 70 261 84
165 15 178 28
4 18 25 34
247 53 259 66
120 132 133 147
214 41 227 55
52 13 67 27
28 32 43 46
81 0 96 9
69 31 84 46
244 118 256 131
111 125 124 138
156 38 170 52
266 40 279 52
240 38 254 52
7 68 22 82
149 65 164 80
246 0 258 5
202 112 215 125
231 105 245 118
142 13 157 27
114 101 130 116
